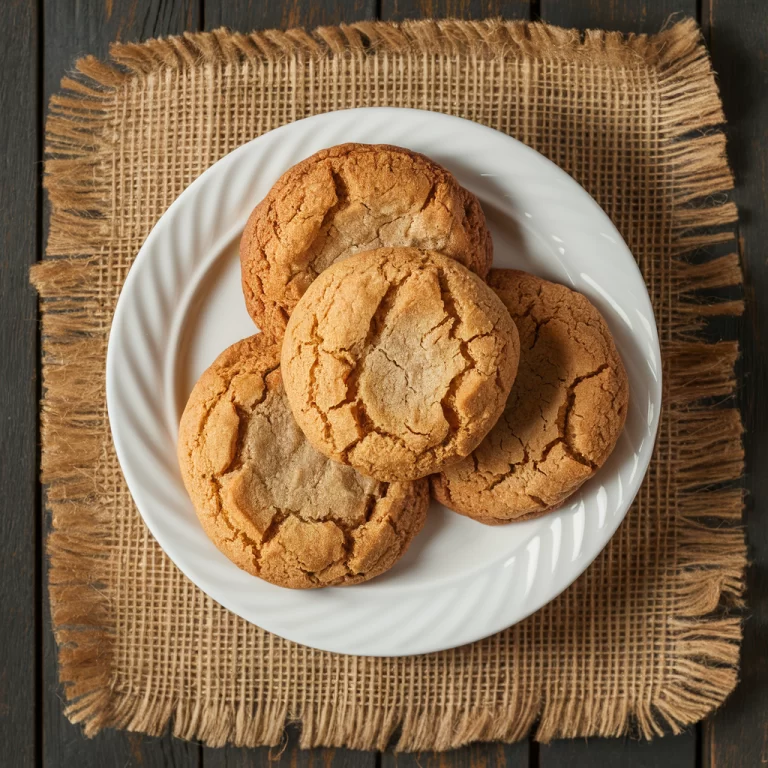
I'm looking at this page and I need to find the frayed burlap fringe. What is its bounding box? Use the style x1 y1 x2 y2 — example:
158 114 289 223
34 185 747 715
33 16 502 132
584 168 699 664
32 17 745 750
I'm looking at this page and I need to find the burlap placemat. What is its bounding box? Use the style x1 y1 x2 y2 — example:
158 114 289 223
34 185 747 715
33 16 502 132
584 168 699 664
32 18 746 751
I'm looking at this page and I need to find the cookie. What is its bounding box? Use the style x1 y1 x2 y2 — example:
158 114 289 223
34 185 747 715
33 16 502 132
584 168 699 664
240 143 493 337
281 248 520 482
431 270 629 524
177 334 429 589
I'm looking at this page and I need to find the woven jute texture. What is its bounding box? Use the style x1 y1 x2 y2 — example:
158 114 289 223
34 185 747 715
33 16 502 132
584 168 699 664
32 17 746 751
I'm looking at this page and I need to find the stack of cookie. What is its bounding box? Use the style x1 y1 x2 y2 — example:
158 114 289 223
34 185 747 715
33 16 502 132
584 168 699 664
178 144 629 590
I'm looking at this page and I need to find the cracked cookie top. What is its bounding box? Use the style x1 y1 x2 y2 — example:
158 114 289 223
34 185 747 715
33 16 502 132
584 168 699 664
431 269 629 524
281 248 520 482
240 143 493 337
177 334 429 589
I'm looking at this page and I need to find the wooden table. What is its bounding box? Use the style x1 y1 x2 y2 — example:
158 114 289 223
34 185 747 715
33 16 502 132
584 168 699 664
2 1 765 766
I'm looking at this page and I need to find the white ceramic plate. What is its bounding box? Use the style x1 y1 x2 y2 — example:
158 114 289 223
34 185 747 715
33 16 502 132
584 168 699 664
107 108 661 657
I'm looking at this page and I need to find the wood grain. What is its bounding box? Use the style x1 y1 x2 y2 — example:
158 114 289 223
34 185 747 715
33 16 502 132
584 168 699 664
539 735 699 768
205 0 376 30
382 742 530 768
537 0 692 31
380 0 529 22
204 724 376 767
702 2 768 764
0 0 39 765
44 0 198 103
41 5 201 766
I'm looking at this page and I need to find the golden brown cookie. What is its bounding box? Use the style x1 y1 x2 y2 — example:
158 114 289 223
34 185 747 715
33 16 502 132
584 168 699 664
177 334 429 589
431 269 629 524
281 248 520 482
240 143 493 337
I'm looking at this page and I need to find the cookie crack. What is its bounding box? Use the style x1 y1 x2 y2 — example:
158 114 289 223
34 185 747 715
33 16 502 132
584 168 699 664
239 491 388 576
292 494 384 579
304 169 350 276
351 516 405 576
482 440 529 492
336 268 423 440
467 363 609 503
375 346 419 397
530 316 554 351
220 403 252 477
418 181 438 213
192 363 278 474
529 364 611 472
437 272 479 436
557 364 610 469
343 413 420 462
259 511 289 548
305 318 337 447
209 476 265 573
403 422 430 437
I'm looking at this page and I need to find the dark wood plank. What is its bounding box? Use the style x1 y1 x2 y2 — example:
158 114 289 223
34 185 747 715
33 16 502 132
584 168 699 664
536 0 690 31
42 4 202 766
44 0 199 108
538 0 691 32
205 0 376 30
204 724 377 767
533 2 701 766
380 0 529 22
382 741 530 768
539 735 698 768
701 1 768 765
0 0 40 766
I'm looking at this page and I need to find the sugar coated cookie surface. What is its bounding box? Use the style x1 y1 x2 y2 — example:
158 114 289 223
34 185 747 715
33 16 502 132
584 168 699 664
177 334 428 589
281 248 520 482
240 143 492 336
431 269 629 524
